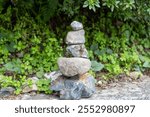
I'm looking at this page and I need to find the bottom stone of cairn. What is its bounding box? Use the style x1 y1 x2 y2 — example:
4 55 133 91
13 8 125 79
50 72 96 100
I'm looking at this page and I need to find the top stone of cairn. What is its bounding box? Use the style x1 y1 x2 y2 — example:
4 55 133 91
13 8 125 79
71 21 83 31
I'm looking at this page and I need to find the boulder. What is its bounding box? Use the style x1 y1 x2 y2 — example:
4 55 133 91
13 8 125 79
70 21 83 31
66 44 88 58
58 57 91 77
66 30 85 44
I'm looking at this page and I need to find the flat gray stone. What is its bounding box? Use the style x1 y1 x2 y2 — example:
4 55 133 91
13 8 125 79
58 57 91 77
44 71 62 80
22 77 39 93
0 87 15 93
71 21 83 31
66 44 88 58
0 87 15 97
66 30 85 44
22 84 38 93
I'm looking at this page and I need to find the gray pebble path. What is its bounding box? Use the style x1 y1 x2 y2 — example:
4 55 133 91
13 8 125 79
88 75 150 100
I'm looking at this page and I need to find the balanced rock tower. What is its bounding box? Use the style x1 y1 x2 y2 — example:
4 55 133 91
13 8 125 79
50 21 95 100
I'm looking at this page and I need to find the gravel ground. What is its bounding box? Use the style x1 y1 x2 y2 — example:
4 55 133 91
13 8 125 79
87 75 150 100
0 75 150 100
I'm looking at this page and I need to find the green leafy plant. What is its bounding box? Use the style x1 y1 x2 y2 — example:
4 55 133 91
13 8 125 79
83 0 100 11
36 79 52 94
139 55 150 69
102 0 120 12
0 75 32 94
4 59 22 74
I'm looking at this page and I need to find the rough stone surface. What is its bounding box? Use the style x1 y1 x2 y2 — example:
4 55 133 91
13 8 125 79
71 21 83 31
22 77 38 93
0 87 15 98
50 74 79 92
44 71 62 80
22 84 38 93
66 44 88 58
60 80 84 100
129 71 143 80
50 73 95 100
50 76 65 91
79 73 96 98
46 71 65 91
66 30 85 44
58 57 91 77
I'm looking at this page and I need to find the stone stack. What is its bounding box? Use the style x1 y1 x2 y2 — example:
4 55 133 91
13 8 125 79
65 21 88 58
50 21 95 100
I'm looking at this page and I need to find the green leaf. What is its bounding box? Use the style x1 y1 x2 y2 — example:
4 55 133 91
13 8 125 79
91 61 104 72
92 6 96 12
4 59 22 73
36 68 44 78
143 61 150 68
106 48 113 54
83 2 88 8
139 55 150 62
111 6 114 12
5 42 16 52
94 49 101 55
89 5 92 10
95 3 100 8
90 44 99 51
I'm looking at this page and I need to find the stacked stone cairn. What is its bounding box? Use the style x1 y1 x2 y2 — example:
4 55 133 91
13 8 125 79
50 21 96 100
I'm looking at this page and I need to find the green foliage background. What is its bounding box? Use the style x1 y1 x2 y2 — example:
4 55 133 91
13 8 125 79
0 0 149 93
